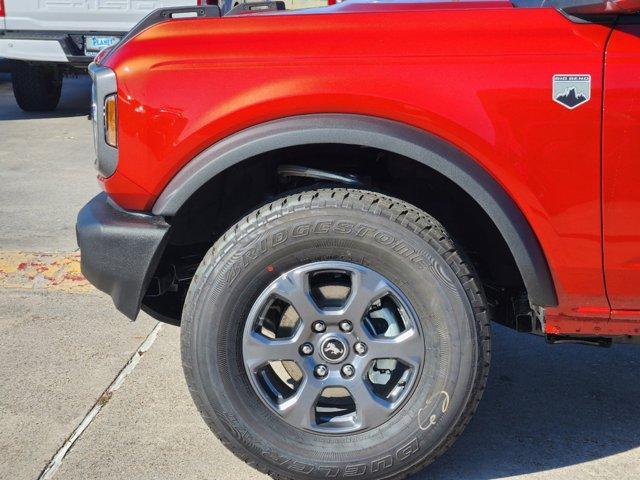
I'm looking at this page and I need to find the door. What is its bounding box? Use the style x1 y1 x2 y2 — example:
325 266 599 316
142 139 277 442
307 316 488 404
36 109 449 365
3 0 197 32
603 20 640 310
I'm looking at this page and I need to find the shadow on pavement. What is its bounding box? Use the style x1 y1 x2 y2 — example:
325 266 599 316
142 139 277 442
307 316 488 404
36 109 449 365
411 324 640 479
0 73 91 121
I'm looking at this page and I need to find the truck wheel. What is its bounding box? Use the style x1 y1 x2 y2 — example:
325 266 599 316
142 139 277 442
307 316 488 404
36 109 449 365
181 188 490 480
11 62 62 112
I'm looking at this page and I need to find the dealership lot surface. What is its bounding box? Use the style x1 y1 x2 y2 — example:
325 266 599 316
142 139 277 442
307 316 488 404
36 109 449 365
1 73 640 480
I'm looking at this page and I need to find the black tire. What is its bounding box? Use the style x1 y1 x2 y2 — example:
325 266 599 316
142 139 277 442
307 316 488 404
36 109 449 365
181 188 491 480
11 62 62 112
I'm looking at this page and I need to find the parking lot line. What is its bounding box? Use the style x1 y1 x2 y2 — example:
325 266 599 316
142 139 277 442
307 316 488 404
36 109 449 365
37 321 163 480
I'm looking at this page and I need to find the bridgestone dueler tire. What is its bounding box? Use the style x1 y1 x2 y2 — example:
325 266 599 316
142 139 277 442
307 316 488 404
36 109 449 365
12 62 62 112
181 188 491 480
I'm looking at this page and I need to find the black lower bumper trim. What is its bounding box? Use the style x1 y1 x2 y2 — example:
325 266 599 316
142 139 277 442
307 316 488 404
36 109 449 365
76 193 170 320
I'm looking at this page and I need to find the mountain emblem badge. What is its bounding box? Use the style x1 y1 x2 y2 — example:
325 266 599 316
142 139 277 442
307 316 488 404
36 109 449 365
553 74 591 109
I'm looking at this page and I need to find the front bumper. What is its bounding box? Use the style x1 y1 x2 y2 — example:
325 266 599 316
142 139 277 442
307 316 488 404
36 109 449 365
76 193 170 320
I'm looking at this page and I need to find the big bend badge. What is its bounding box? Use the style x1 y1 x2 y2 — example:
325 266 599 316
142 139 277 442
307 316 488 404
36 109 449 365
553 74 591 109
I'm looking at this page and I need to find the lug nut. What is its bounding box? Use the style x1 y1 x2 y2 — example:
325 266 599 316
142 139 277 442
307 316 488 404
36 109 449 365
314 364 328 379
353 342 368 355
300 343 314 356
312 321 326 333
341 364 355 379
339 320 353 333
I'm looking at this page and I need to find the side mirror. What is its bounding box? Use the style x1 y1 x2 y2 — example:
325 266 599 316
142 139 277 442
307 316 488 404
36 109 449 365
563 0 640 15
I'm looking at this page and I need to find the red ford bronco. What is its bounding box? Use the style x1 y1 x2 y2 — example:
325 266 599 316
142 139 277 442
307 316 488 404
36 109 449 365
77 1 640 478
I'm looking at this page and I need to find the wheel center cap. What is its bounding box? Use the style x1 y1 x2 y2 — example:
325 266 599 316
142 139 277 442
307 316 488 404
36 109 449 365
320 337 348 363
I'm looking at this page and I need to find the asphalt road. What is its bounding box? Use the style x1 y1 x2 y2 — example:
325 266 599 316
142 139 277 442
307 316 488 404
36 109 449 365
1 72 640 480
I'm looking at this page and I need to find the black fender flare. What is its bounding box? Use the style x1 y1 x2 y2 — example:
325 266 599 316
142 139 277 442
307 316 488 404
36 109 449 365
153 114 557 307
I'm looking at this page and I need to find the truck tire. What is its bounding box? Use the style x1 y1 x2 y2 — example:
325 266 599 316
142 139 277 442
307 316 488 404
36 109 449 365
181 188 491 480
11 62 62 112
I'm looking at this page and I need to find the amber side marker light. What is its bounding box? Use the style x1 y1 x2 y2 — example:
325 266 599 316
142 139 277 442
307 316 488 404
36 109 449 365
104 94 118 148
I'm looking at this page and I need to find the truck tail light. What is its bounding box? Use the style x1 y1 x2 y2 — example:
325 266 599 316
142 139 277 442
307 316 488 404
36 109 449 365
0 0 5 17
104 94 118 148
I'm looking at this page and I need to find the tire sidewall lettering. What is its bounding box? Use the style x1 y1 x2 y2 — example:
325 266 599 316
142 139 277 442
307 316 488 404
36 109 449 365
225 219 432 287
260 437 419 477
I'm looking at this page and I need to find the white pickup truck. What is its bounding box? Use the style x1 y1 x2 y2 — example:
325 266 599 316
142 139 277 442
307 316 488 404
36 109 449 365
0 0 329 112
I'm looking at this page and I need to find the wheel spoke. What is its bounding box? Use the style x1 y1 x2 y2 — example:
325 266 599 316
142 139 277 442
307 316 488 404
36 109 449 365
347 379 395 429
343 268 390 326
271 270 322 322
366 328 424 369
278 376 324 429
244 332 300 371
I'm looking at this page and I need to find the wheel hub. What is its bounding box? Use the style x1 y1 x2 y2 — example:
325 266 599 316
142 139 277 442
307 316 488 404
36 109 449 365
319 337 349 363
242 261 424 434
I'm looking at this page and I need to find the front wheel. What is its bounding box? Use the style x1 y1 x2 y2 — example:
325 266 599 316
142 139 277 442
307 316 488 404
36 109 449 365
181 188 490 480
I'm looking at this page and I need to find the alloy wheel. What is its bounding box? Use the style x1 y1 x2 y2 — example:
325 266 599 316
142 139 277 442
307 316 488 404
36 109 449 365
242 261 425 434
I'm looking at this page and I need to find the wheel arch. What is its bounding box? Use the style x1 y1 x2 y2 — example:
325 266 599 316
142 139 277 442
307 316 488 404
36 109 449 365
153 114 557 308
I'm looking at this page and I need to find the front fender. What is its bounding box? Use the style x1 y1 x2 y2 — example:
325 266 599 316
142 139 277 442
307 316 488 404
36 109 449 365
152 114 557 308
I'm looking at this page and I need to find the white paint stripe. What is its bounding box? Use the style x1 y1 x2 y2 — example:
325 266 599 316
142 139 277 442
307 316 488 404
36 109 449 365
38 322 163 480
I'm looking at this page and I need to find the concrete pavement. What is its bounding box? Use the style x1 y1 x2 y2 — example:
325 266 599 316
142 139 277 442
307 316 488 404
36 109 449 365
0 290 156 479
1 72 640 480
0 73 95 252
